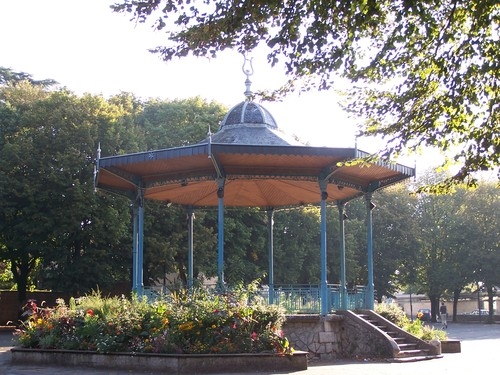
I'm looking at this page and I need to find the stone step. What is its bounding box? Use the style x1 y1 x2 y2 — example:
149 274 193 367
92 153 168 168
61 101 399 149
397 349 427 358
385 331 399 336
355 312 440 362
398 343 418 350
389 354 443 363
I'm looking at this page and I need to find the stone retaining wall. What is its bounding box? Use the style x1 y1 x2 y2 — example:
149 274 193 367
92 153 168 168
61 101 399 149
283 314 343 359
283 311 441 359
339 311 397 358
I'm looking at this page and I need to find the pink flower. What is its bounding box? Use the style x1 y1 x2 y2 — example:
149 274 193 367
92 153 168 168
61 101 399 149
251 331 258 341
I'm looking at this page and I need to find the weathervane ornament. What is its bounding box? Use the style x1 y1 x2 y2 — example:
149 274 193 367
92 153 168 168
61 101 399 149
242 53 254 101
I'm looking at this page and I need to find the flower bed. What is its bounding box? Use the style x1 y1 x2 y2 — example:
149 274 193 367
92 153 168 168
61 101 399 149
14 288 293 356
12 287 307 372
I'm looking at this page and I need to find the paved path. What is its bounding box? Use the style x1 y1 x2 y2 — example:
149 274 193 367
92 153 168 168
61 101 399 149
1 322 499 374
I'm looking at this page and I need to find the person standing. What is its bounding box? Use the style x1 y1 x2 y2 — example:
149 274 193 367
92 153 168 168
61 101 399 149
440 302 448 329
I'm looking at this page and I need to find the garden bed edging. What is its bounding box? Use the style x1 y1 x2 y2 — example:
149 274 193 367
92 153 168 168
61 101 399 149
440 339 461 353
10 347 308 374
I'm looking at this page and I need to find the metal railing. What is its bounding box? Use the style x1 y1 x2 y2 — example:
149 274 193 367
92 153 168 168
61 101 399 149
260 284 369 313
143 284 371 314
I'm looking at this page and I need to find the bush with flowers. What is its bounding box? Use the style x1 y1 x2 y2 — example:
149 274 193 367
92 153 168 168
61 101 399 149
375 302 447 341
14 284 293 355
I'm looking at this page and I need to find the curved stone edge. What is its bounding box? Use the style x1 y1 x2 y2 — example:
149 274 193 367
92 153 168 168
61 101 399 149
11 348 308 373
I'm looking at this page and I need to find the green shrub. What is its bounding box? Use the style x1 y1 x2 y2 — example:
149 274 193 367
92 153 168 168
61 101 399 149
375 302 447 341
374 302 407 327
14 287 292 355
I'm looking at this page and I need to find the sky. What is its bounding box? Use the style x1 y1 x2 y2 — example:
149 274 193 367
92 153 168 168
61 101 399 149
0 0 443 173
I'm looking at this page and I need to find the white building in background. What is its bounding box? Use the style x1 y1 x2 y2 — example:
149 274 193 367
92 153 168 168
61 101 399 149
394 293 496 319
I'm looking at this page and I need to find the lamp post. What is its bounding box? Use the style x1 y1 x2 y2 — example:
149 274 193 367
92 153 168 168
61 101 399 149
477 282 483 322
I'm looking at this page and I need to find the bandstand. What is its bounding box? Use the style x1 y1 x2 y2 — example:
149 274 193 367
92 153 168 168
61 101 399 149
94 64 415 315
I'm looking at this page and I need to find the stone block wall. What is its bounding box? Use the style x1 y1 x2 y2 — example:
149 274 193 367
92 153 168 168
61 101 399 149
283 314 343 359
283 312 395 360
339 311 395 358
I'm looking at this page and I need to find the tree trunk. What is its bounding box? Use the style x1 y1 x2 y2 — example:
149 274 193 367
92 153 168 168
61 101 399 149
429 294 439 322
11 259 29 303
487 285 495 324
452 289 461 322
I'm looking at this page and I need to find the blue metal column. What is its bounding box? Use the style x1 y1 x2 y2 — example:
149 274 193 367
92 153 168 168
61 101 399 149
132 204 139 294
137 194 144 297
217 180 225 287
132 190 144 297
338 202 348 309
187 207 194 290
267 209 274 304
365 193 375 310
320 183 328 315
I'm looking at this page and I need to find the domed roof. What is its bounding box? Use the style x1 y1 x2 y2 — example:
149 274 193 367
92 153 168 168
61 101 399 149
206 100 304 146
222 101 278 129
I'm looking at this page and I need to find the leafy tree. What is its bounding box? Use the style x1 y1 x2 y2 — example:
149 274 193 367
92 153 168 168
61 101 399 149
0 259 15 289
138 96 227 149
436 188 480 321
463 183 500 321
142 203 187 286
338 201 369 288
371 184 420 301
0 81 54 301
219 209 268 284
0 82 135 300
112 0 500 190
405 170 500 321
141 203 219 287
273 208 321 284
413 189 460 321
0 67 57 88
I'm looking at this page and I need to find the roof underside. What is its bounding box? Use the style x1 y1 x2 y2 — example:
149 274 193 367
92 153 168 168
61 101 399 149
96 143 415 208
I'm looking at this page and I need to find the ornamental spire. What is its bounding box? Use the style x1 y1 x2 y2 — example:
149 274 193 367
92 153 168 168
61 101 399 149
242 53 254 101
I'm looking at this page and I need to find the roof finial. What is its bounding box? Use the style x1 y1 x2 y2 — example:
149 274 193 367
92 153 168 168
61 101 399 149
94 142 101 193
242 53 254 101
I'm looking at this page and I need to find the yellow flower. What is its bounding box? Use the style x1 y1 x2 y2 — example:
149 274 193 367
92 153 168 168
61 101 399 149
178 321 195 331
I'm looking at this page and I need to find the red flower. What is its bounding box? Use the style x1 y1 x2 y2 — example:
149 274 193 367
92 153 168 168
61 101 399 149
86 309 94 316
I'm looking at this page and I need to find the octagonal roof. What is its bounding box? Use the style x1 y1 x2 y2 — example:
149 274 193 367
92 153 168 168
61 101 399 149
96 74 414 207
96 142 414 208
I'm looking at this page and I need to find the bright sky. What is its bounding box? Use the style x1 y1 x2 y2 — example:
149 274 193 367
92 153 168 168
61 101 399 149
0 0 442 172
